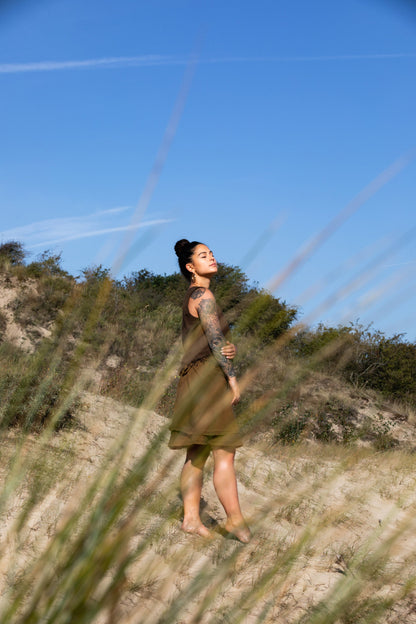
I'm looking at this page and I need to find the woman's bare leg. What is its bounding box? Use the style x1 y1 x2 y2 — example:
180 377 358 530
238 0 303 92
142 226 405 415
212 448 251 543
181 445 211 537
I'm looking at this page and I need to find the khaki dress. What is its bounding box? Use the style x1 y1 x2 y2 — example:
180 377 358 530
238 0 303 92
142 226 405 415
168 287 243 449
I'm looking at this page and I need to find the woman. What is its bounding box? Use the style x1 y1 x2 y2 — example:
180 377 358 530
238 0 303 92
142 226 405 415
169 239 251 543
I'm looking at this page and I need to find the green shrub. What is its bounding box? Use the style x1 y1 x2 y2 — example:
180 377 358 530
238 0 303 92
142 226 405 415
120 268 186 310
0 240 26 267
211 263 250 313
272 398 359 445
236 290 297 344
294 323 416 406
313 398 358 444
272 405 310 444
350 335 416 404
25 250 70 278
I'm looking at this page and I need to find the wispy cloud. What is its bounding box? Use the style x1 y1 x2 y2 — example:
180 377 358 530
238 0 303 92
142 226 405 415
0 207 173 249
0 55 181 74
1 52 415 74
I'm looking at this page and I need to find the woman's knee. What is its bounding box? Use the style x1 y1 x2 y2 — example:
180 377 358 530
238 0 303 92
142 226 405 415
212 448 236 469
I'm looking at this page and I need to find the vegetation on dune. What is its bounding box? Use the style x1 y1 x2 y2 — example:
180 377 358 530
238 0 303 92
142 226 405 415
1 239 416 437
0 240 26 267
1 240 416 622
295 322 416 403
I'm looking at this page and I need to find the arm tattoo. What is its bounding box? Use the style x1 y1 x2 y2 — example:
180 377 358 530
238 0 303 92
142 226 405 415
190 287 206 300
198 297 236 379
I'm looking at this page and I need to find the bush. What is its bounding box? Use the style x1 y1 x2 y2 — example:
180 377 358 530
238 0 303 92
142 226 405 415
272 398 359 445
211 263 250 313
120 269 186 310
293 323 416 406
26 250 70 278
313 398 358 444
348 334 416 404
0 241 26 267
236 290 298 344
272 405 310 444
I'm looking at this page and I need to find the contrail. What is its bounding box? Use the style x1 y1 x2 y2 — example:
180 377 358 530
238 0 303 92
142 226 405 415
28 219 174 248
1 52 415 74
0 55 180 74
0 208 173 249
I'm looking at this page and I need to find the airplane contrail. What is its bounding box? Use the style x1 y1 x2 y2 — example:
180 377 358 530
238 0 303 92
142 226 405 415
1 52 415 74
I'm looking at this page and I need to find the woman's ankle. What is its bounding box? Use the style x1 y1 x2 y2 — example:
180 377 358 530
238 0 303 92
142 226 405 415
224 517 251 543
225 514 246 528
181 519 212 538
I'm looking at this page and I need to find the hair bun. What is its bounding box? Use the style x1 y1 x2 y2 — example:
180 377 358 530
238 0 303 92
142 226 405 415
174 239 190 257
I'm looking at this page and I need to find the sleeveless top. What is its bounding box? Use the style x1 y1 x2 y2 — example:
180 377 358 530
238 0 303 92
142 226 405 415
181 286 230 369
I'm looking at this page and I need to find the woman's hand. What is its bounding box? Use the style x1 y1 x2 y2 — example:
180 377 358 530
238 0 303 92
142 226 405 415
228 377 241 406
221 341 237 359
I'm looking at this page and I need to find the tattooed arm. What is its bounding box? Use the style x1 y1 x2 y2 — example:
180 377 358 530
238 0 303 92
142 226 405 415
189 288 236 358
191 288 240 405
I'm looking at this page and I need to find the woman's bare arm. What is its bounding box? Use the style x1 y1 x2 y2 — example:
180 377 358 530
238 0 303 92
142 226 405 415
191 288 236 380
192 288 240 405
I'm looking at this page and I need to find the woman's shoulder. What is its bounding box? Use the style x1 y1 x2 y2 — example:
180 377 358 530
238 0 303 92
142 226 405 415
188 286 215 302
186 287 217 318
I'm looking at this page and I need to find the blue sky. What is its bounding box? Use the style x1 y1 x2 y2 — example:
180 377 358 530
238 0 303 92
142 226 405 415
1 0 416 339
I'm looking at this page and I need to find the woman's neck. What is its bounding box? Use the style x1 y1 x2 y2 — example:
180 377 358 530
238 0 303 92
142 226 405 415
192 276 210 289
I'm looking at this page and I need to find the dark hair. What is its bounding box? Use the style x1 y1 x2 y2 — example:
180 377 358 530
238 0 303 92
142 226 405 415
174 239 203 282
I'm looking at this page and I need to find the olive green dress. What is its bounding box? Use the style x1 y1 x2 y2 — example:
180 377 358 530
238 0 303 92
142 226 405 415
168 287 243 449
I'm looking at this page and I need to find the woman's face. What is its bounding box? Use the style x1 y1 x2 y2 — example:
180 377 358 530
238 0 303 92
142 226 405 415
187 244 218 278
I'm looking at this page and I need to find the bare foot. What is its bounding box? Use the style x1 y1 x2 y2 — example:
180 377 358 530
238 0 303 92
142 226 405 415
181 522 213 539
224 520 252 543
